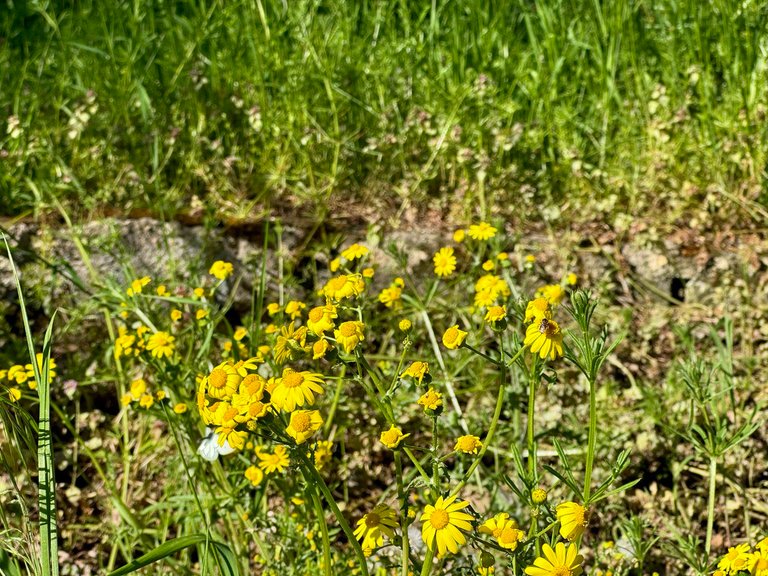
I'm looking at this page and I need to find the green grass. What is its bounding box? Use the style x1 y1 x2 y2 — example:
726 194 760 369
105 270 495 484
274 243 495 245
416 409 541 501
1 0 766 223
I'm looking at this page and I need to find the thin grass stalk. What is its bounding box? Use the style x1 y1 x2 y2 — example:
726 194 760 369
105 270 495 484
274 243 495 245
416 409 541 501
4 237 59 576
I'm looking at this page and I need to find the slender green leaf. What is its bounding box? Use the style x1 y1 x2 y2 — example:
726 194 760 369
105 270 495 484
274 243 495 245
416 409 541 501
107 535 239 576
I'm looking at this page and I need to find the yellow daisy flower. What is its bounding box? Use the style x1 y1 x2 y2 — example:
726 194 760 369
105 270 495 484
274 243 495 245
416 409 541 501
468 222 497 241
270 368 324 412
484 305 506 323
284 300 306 319
126 276 151 296
286 410 324 444
420 495 474 557
378 285 403 308
353 504 399 550
146 331 175 359
139 394 154 409
453 229 466 243
334 321 365 353
258 445 290 474
233 327 248 341
442 325 468 349
753 548 768 576
173 403 188 414
401 361 429 384
307 304 338 335
312 338 332 359
312 440 334 470
718 544 753 574
454 435 482 454
556 501 589 541
206 362 242 400
245 465 264 486
524 318 564 360
209 260 234 280
341 243 369 260
323 274 365 301
537 284 566 306
497 524 525 551
379 425 409 449
433 247 457 277
418 388 443 412
525 297 551 323
525 542 583 576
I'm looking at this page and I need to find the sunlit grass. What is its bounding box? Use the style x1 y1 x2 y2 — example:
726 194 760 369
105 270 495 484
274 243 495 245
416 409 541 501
1 1 766 222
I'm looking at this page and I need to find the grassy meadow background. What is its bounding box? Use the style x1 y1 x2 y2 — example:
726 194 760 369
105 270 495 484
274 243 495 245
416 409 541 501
2 0 767 224
2 1 768 575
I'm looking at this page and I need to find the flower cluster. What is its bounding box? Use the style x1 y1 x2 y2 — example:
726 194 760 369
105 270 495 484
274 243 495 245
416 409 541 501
715 538 768 576
0 353 57 401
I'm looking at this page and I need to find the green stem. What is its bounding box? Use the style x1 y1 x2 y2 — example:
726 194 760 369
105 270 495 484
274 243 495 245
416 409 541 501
312 487 332 576
527 362 538 482
449 341 514 498
420 546 435 576
395 452 410 576
323 369 346 436
705 456 717 556
464 343 500 365
431 416 440 498
583 375 597 503
300 453 370 576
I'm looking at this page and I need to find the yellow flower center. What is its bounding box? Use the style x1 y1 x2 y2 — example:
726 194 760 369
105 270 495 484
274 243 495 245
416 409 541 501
457 437 477 451
282 372 304 388
209 368 227 389
242 374 263 394
309 308 324 322
291 412 311 432
430 509 449 530
499 527 520 545
757 559 768 570
382 430 400 444
364 512 381 528
339 323 358 337
552 568 571 576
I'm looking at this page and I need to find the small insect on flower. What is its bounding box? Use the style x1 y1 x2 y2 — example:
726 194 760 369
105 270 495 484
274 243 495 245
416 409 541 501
197 427 237 461
524 317 563 360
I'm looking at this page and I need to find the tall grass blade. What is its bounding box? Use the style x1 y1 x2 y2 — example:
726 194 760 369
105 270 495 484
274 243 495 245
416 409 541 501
107 534 239 576
3 234 59 576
